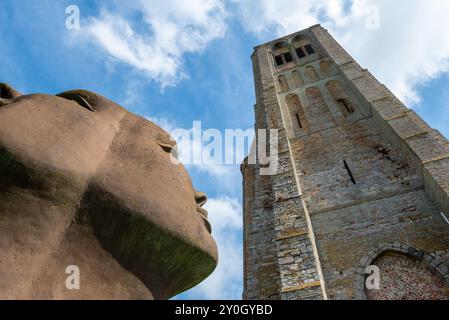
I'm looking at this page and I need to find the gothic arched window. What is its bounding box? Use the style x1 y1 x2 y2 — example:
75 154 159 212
286 94 307 133
326 80 355 115
272 42 293 67
291 70 304 88
305 66 319 83
278 75 289 92
292 35 316 60
305 87 336 131
320 60 332 76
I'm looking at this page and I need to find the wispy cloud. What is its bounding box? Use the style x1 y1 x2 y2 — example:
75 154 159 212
145 116 248 182
82 0 227 88
145 115 179 133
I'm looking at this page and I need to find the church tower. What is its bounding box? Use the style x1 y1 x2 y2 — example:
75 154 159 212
242 25 449 300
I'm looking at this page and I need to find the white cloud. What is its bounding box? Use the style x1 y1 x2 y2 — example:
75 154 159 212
145 116 246 181
78 1 449 103
185 197 243 299
145 115 179 133
83 0 227 88
206 197 242 229
233 0 449 105
232 0 327 36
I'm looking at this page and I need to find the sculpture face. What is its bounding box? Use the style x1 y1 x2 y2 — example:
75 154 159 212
0 84 218 299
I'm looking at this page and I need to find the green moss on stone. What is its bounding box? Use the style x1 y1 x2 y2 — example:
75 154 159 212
0 147 83 206
80 184 217 299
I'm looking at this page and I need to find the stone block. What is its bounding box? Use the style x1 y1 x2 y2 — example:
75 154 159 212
436 264 449 276
371 96 409 121
279 257 295 265
388 112 428 140
431 259 442 268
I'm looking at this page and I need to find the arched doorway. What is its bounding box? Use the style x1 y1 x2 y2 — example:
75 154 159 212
365 251 449 300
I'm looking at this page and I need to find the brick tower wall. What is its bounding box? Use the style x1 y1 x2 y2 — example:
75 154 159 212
242 25 449 300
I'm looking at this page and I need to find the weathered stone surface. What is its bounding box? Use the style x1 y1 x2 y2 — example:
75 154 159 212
243 25 449 300
0 85 217 300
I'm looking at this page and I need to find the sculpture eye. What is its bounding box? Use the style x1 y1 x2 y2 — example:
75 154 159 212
158 142 173 152
56 92 95 112
158 142 179 160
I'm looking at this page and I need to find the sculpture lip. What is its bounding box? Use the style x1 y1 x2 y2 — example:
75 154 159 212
197 206 208 217
197 207 211 233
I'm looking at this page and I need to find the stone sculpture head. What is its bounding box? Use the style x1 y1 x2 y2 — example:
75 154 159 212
0 83 218 299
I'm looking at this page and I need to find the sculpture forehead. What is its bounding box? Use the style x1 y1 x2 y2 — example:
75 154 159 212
125 114 175 145
0 92 176 177
54 91 177 149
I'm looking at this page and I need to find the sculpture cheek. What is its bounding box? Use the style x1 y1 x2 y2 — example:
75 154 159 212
0 98 11 106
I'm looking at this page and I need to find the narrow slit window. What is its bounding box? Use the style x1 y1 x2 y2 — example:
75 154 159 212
338 98 354 113
304 44 315 55
283 52 293 63
343 160 356 184
275 55 284 66
295 113 303 129
296 48 306 59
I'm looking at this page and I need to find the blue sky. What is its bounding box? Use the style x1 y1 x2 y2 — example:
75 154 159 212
1 0 449 300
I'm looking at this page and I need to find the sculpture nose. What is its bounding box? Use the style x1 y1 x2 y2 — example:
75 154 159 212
195 191 207 207
195 191 211 233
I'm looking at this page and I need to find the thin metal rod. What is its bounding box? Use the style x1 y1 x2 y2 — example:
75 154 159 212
343 160 356 184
